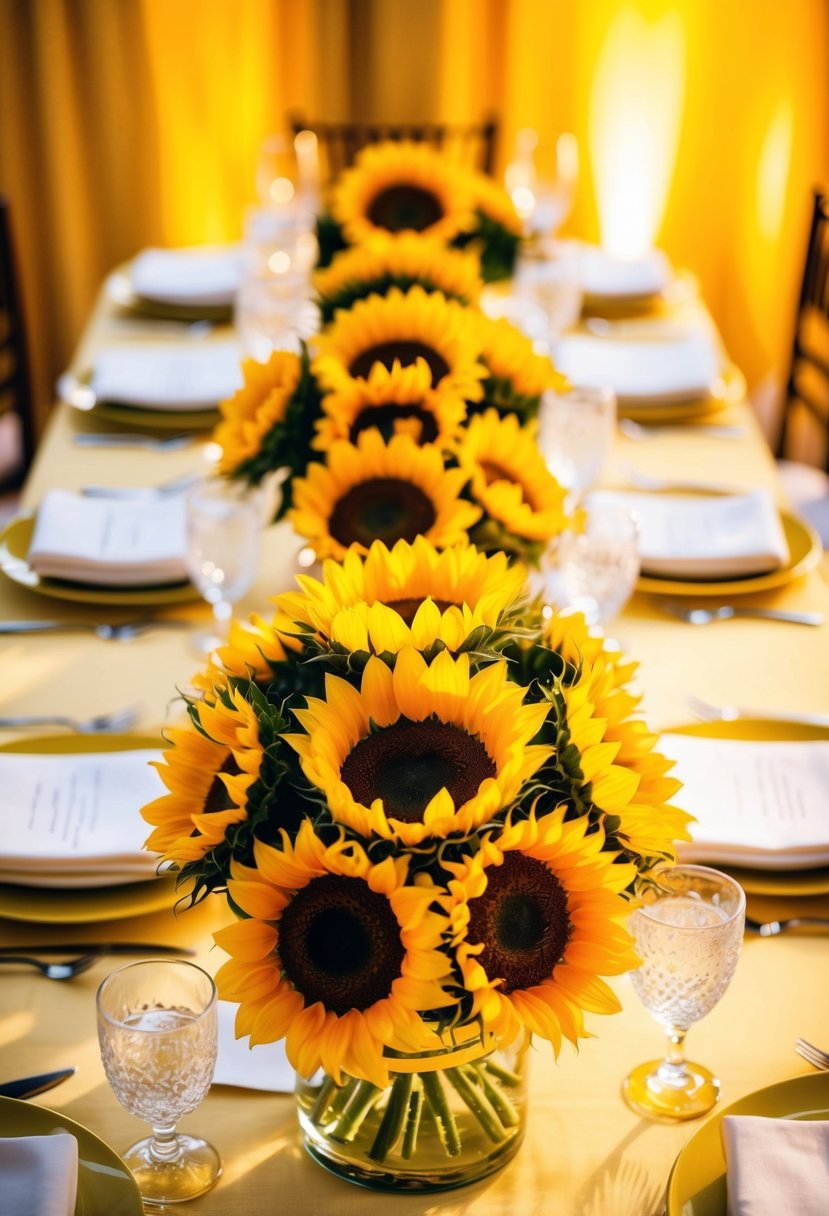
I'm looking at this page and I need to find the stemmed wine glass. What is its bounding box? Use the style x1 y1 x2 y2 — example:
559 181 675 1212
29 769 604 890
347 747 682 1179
185 477 262 654
97 959 221 1205
623 865 746 1121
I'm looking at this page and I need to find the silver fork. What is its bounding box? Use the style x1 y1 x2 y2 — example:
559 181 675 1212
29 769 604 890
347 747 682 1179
795 1037 829 1070
746 916 829 936
81 471 201 499
688 694 829 729
623 466 739 494
657 601 824 627
73 433 195 452
0 618 192 641
0 952 103 980
620 418 745 441
0 704 141 733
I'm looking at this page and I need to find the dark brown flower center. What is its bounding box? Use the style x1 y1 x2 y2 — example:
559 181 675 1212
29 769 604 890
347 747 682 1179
278 874 405 1015
467 853 571 993
349 341 450 386
387 597 455 625
479 460 540 511
350 403 438 445
367 184 444 233
328 478 437 548
203 753 242 814
340 717 495 822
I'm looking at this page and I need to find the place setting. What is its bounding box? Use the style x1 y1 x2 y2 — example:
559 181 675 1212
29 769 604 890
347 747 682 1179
105 243 243 323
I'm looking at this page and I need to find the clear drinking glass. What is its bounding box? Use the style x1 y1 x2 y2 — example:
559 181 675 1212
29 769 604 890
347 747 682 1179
185 478 262 654
97 959 221 1204
236 207 319 359
536 385 616 498
623 865 746 1121
553 496 640 625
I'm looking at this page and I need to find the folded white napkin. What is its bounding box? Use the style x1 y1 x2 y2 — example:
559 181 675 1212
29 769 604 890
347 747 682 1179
552 330 720 400
131 246 242 306
91 341 243 411
0 1132 78 1216
212 1000 296 1092
29 490 188 587
591 489 790 579
723 1115 829 1216
0 748 165 886
577 244 671 297
667 735 829 869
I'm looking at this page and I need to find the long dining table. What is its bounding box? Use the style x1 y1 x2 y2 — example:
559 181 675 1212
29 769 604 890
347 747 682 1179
0 279 828 1215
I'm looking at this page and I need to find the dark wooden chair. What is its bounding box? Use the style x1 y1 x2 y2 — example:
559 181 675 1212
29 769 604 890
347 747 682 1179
288 113 498 182
775 189 829 544
777 189 829 472
0 197 36 490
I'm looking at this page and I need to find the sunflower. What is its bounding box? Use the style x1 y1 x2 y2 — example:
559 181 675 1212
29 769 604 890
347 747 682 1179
474 314 566 420
548 651 691 869
312 286 487 405
283 648 552 845
277 536 528 657
141 687 263 867
214 821 453 1087
192 613 297 699
314 234 483 323
457 409 571 555
214 351 302 475
331 141 475 247
289 430 481 561
312 358 467 452
469 171 523 238
443 808 639 1052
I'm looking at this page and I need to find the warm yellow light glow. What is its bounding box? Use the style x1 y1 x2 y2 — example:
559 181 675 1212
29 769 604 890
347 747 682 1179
268 250 292 274
269 176 295 205
589 8 686 258
756 100 793 243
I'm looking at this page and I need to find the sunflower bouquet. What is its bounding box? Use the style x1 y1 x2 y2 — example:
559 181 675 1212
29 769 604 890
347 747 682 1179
141 537 689 1188
315 140 523 282
215 281 572 561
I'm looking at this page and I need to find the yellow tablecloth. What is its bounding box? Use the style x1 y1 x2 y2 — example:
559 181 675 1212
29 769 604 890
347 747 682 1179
1 283 828 1214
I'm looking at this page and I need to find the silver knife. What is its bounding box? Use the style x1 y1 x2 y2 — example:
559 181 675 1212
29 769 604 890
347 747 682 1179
0 943 196 956
0 1068 76 1100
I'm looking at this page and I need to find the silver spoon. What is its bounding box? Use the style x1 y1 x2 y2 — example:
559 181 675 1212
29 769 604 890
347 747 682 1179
657 601 823 627
620 418 745 441
0 618 192 640
0 704 141 733
73 433 195 451
0 952 102 980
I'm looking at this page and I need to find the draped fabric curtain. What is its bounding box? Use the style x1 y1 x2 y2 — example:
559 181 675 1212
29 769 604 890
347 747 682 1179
1 0 828 440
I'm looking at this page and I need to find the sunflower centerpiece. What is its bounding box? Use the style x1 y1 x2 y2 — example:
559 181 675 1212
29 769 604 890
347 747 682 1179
316 140 522 282
141 538 688 1192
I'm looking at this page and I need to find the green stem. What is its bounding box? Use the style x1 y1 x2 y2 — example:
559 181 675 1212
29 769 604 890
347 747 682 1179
321 1075 359 1125
420 1071 462 1157
368 1072 413 1163
401 1085 424 1160
309 1075 338 1124
332 1079 381 1143
466 1063 520 1128
484 1057 522 1088
445 1066 507 1143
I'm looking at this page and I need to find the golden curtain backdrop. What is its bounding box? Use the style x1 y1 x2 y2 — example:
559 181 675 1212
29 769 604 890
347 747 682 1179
1 0 827 440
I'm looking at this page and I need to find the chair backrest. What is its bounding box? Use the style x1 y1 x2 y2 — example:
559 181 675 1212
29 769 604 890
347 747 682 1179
288 114 498 183
0 197 35 488
777 189 829 473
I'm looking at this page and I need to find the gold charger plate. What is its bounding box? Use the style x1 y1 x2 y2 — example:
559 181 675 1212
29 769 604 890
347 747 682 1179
669 718 829 896
0 513 198 606
618 363 745 423
666 1073 829 1216
0 1095 142 1215
638 511 821 597
59 369 220 431
106 264 234 323
0 733 177 924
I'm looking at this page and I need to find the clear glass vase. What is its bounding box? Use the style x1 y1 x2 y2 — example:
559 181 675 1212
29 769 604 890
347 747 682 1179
295 1033 529 1192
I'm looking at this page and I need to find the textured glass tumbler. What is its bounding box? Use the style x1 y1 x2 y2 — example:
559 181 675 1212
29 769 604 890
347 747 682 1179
623 865 745 1121
97 959 221 1204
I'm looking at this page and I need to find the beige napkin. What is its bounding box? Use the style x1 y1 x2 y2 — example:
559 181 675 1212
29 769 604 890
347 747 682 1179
552 330 720 399
723 1114 829 1216
0 1132 78 1216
